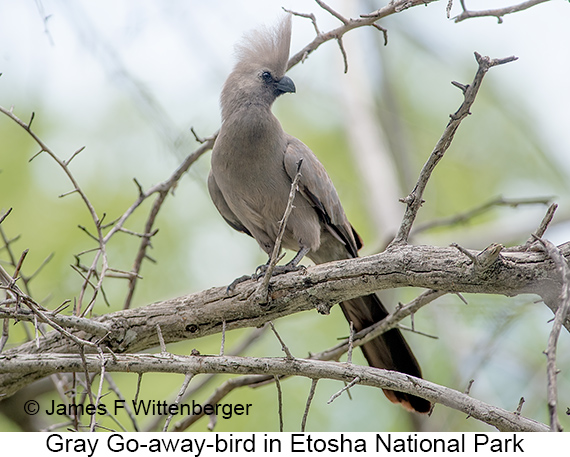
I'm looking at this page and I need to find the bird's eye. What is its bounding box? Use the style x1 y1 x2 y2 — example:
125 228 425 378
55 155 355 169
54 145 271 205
261 71 273 83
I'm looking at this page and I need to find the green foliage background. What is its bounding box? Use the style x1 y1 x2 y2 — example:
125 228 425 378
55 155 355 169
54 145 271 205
1 0 569 432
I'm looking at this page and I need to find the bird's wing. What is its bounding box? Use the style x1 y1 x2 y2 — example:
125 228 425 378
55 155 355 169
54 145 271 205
283 135 362 257
207 170 252 237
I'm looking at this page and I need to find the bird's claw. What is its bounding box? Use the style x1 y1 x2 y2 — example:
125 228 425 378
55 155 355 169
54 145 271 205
226 274 253 294
252 262 306 280
227 262 306 293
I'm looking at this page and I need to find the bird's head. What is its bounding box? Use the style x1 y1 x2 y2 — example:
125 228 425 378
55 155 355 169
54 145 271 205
221 15 295 121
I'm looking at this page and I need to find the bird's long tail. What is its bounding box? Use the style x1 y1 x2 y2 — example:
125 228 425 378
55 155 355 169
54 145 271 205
340 294 431 413
308 231 430 413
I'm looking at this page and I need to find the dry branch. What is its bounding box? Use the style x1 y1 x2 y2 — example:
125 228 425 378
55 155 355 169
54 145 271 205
390 53 518 246
454 0 552 23
0 352 549 432
0 0 566 432
1 242 569 398
534 238 570 431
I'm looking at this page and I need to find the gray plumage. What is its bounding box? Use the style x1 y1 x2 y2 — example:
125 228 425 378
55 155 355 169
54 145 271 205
209 15 430 413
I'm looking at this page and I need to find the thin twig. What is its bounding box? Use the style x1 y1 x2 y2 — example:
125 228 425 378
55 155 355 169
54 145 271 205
13 249 30 287
526 203 558 248
173 375 262 431
90 348 106 432
163 374 194 432
156 324 167 354
315 290 446 362
0 306 110 336
77 345 97 417
0 208 12 225
275 375 284 432
327 376 360 404
533 237 569 431
219 320 226 356
254 160 303 303
397 324 439 340
336 37 349 73
315 0 349 25
389 53 518 247
0 317 9 353
122 136 216 309
455 292 468 305
464 379 475 395
414 196 552 236
515 397 525 416
346 321 355 364
269 322 294 359
454 0 551 23
144 325 267 431
134 374 143 405
64 146 86 166
301 379 318 432
104 373 139 431
282 7 321 35
446 0 454 18
190 126 205 144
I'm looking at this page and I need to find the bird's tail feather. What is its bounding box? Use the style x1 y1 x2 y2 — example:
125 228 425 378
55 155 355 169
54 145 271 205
340 294 431 414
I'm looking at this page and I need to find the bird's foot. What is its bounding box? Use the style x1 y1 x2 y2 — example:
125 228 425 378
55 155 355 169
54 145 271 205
226 274 253 293
227 246 310 293
253 262 306 280
226 263 306 293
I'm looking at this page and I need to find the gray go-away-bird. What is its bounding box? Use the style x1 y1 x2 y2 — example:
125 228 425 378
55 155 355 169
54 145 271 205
208 15 430 413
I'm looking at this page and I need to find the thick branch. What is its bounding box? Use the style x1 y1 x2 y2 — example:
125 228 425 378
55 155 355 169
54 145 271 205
1 242 568 398
0 352 548 432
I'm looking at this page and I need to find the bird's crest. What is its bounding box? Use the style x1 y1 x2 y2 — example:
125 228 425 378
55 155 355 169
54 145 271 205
233 14 291 79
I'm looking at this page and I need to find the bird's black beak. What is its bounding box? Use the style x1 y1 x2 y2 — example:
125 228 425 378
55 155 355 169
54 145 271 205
275 75 296 95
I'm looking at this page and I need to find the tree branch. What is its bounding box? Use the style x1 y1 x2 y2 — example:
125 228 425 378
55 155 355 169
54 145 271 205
534 238 570 431
390 53 518 246
413 195 553 236
454 0 552 23
287 0 440 71
0 352 548 432
1 242 569 398
1 0 566 432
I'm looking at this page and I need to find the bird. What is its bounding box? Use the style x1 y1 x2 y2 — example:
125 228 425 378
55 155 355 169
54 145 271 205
208 14 431 414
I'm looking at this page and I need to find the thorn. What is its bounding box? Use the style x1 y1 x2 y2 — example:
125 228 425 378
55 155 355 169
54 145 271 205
514 397 525 416
13 249 29 279
450 242 477 264
64 146 86 166
77 224 98 242
464 379 475 395
474 51 484 65
144 253 157 263
336 36 349 74
371 23 388 46
97 213 107 228
29 149 45 162
0 208 13 225
190 126 205 144
52 300 72 315
28 111 35 130
451 80 469 93
446 0 453 18
133 178 145 198
455 292 468 305
59 189 79 198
